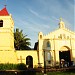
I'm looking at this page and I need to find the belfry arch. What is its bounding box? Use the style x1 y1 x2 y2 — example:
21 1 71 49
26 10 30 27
59 46 72 66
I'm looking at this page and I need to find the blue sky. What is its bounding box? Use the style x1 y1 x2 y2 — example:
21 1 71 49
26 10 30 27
0 0 74 48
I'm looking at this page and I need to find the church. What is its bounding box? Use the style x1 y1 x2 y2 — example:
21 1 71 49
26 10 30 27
0 7 75 68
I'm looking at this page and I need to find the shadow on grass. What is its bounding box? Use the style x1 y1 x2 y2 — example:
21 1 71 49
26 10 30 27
0 69 36 75
0 70 75 75
36 71 75 75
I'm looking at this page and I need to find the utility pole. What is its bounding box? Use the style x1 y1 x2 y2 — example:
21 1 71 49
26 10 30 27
43 49 47 75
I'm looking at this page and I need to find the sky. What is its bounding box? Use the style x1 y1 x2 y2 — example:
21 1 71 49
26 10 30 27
0 0 74 48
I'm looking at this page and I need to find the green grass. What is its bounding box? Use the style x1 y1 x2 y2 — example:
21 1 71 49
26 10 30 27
36 72 75 75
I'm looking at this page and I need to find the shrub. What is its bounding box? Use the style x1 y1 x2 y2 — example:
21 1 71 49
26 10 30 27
17 63 27 70
0 63 27 70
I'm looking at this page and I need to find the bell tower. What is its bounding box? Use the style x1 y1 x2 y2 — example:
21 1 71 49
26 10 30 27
0 7 14 50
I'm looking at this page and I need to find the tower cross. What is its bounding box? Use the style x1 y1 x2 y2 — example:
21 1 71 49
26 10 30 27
4 5 7 7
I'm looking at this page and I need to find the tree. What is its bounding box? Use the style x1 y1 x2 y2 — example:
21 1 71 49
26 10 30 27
14 28 31 50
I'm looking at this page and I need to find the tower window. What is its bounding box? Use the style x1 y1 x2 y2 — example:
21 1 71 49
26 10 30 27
0 20 3 27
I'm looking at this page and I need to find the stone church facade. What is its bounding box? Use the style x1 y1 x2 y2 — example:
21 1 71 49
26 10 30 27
0 7 75 68
38 19 75 67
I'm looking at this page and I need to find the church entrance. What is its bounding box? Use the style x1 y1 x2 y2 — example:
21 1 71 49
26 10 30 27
59 50 71 67
26 56 33 68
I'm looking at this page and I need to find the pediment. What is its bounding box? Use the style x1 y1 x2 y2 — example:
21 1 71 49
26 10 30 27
43 28 75 39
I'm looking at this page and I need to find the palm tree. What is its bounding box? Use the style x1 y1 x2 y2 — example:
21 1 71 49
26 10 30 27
14 28 31 50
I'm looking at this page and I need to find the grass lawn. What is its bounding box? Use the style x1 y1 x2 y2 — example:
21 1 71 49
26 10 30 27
36 72 75 75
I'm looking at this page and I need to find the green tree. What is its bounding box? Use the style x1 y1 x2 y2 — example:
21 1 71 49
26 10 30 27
14 28 31 50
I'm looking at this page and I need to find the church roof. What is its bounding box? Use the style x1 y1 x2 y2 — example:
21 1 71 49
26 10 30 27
0 7 9 16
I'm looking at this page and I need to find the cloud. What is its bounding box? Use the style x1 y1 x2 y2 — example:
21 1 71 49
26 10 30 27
14 16 41 33
28 0 74 28
29 9 39 17
14 0 74 32
29 8 51 21
52 16 59 21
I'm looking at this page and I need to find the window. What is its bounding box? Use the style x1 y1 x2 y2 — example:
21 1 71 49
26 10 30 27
47 52 51 64
40 35 42 39
47 52 51 60
58 34 62 39
47 41 50 47
0 20 3 27
46 41 51 50
63 34 66 39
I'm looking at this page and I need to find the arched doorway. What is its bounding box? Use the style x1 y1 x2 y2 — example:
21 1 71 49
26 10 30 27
59 46 71 67
26 56 33 68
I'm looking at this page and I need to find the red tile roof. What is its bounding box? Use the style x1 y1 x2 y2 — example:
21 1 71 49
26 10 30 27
0 7 9 16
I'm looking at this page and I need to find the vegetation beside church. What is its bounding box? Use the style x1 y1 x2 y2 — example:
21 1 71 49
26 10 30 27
14 28 31 50
0 63 27 70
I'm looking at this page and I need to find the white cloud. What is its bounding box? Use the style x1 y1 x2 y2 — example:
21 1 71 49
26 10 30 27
29 8 52 21
52 16 59 21
29 9 39 17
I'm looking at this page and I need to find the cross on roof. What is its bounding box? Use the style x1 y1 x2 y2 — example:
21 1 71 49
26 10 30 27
4 5 7 7
60 17 63 21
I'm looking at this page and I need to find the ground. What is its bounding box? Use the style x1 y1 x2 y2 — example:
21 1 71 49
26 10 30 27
36 72 75 75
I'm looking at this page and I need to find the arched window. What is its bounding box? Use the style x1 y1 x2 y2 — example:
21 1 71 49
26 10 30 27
0 20 3 27
46 41 51 50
